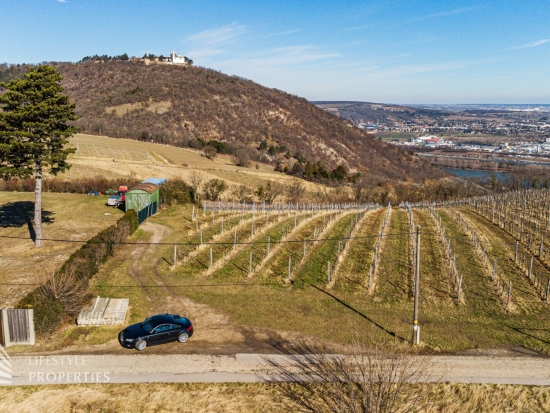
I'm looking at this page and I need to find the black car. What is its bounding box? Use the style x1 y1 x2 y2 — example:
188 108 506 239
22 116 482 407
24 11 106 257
118 314 194 351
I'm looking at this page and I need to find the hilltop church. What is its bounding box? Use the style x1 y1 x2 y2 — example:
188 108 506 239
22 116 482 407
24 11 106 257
169 51 190 64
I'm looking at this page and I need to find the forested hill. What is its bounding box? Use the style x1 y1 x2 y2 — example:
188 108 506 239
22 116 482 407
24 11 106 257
2 62 446 183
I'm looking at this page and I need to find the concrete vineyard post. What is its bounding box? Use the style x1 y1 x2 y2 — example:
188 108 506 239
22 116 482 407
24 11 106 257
413 225 421 345
233 230 237 250
200 230 203 245
249 252 253 275
173 245 177 267
288 256 292 279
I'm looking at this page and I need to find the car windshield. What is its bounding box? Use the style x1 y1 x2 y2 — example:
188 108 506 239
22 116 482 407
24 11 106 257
140 318 153 333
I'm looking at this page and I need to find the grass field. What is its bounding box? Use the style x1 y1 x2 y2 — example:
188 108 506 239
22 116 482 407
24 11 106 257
1 382 550 413
0 192 123 307
60 134 323 195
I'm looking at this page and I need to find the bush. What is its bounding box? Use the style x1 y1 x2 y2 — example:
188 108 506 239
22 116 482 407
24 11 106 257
0 177 141 194
160 179 193 205
233 149 251 167
203 145 217 160
18 292 65 338
203 179 227 201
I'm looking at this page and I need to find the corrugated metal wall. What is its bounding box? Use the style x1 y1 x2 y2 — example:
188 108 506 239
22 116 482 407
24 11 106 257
0 309 35 346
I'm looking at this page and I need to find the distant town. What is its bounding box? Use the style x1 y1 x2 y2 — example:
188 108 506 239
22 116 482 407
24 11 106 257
316 101 550 138
391 135 550 166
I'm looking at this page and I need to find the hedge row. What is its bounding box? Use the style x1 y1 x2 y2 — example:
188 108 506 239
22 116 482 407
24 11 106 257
17 209 139 337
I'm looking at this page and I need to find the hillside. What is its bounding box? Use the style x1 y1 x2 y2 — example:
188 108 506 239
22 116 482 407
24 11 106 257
313 101 450 125
44 61 444 183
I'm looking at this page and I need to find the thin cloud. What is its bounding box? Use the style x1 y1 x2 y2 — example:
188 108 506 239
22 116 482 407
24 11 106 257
56 0 66 3
265 29 301 38
186 23 246 46
235 46 339 66
345 6 481 31
412 7 482 21
509 39 550 50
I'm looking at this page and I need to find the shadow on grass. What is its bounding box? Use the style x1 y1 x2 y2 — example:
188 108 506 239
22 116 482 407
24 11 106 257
0 201 54 241
310 284 407 343
506 325 550 346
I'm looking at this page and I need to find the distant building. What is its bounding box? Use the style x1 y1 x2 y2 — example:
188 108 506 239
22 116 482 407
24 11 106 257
499 142 508 148
169 51 189 64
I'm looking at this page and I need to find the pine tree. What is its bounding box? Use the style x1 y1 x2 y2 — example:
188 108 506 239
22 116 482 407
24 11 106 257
0 65 79 246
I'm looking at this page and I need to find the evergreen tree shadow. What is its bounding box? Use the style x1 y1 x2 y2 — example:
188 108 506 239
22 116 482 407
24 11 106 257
0 201 54 241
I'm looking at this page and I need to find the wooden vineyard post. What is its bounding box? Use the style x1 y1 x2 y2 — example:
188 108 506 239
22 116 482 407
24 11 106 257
413 225 421 345
221 218 224 234
192 205 195 220
233 230 237 250
529 257 533 280
303 238 307 257
546 278 550 301
515 241 519 264
267 236 271 255
507 280 512 304
200 230 203 245
249 252 253 275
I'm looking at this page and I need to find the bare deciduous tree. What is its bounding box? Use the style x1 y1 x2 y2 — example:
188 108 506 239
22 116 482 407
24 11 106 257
286 180 305 203
231 185 254 203
256 181 284 204
203 179 227 201
267 340 431 413
203 145 217 160
233 149 251 168
39 265 91 316
188 171 205 202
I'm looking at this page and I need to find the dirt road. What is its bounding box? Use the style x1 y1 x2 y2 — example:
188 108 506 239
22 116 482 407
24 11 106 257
4 351 550 386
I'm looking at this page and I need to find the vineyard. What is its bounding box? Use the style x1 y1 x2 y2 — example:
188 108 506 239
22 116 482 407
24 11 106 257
88 189 550 354
57 134 323 194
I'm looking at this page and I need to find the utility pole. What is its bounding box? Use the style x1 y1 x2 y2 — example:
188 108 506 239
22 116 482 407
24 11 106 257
413 225 421 345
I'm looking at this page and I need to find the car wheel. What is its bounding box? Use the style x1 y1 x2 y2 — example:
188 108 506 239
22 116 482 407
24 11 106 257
178 332 189 343
135 339 147 351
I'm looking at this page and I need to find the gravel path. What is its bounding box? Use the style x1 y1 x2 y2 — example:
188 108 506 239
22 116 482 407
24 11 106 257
4 352 550 386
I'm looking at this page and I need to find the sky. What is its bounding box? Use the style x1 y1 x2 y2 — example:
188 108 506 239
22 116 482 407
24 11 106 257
1 0 550 104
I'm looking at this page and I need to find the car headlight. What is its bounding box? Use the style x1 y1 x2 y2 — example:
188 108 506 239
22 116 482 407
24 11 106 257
125 338 135 342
